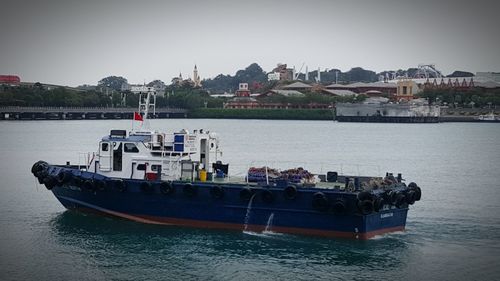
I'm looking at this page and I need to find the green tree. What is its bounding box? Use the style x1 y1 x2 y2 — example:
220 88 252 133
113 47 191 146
147 80 166 88
345 67 378 83
98 76 128 92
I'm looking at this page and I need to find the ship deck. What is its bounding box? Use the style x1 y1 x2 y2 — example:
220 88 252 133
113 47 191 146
205 176 345 190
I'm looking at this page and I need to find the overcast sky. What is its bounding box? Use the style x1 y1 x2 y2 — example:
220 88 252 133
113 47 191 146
1 0 499 86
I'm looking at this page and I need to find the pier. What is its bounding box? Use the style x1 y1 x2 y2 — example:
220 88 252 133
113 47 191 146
0 107 188 120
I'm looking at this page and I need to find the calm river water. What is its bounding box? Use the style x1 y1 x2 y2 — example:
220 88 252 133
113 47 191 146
1 119 499 281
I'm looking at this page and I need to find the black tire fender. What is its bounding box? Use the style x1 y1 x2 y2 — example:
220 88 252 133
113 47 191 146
160 182 174 195
284 185 297 200
261 189 274 203
183 183 197 197
210 185 224 199
312 192 329 212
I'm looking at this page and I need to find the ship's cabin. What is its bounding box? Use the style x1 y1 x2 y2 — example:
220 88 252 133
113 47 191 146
90 129 224 181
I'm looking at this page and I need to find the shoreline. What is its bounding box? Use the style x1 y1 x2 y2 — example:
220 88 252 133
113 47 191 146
1 107 498 122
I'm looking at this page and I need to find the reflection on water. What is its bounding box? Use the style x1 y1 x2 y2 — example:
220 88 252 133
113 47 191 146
50 211 411 280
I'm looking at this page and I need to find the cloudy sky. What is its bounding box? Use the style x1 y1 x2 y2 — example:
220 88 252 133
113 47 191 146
1 0 499 86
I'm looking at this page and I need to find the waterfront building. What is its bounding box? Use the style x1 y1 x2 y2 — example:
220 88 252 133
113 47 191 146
282 81 313 91
395 78 418 101
326 82 397 96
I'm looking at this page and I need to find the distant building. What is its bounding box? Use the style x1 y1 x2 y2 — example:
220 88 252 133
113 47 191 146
395 79 418 101
171 65 202 88
236 83 250 97
224 83 330 109
223 83 258 109
421 77 474 90
321 89 357 97
193 65 202 88
282 81 312 91
268 72 280 81
171 72 184 86
271 64 293 81
326 82 397 96
265 90 305 97
0 75 21 85
130 85 165 97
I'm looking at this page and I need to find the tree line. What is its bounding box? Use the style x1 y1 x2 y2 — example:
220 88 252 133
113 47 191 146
418 88 500 107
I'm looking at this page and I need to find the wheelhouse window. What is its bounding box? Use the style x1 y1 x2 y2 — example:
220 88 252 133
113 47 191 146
101 143 109 151
137 164 146 171
124 143 139 153
151 165 162 172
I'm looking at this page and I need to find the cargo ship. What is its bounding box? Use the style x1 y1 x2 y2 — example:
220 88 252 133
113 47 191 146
31 88 422 239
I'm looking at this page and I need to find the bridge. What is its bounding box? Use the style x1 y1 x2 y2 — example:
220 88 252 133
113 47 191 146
0 107 188 120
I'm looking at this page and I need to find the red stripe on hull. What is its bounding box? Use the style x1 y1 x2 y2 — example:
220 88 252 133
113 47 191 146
71 206 405 240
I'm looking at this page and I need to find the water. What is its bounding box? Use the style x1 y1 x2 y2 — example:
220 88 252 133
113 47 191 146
243 194 256 233
264 213 274 233
1 119 500 281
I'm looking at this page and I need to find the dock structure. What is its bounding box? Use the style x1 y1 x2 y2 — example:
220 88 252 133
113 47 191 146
0 107 188 120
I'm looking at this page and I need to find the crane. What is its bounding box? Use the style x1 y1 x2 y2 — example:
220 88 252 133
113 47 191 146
293 62 305 80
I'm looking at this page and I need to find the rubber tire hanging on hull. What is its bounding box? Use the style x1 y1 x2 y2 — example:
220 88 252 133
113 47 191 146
83 180 95 192
140 181 153 193
261 189 274 203
57 171 72 185
332 198 346 214
395 193 406 208
405 190 416 205
373 197 385 212
183 183 197 197
357 191 373 202
357 200 374 215
284 185 297 200
94 179 107 191
210 185 224 199
412 186 422 201
240 188 254 201
113 179 127 192
160 182 174 195
312 192 329 212
43 176 57 190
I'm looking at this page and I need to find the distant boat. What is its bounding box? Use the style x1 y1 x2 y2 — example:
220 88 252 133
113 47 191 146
476 112 499 122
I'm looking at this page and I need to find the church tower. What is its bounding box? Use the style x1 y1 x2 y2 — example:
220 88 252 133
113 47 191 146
193 65 202 88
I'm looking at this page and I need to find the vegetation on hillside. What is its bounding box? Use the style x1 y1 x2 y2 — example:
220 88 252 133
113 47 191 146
0 84 111 107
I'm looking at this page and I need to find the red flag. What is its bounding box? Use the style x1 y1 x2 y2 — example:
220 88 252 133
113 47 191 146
134 112 143 121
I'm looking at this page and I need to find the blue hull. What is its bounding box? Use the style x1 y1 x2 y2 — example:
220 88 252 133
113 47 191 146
39 165 412 240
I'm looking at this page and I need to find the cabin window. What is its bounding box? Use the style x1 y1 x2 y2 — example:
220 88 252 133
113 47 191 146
137 164 146 171
124 143 139 153
101 143 109 152
113 143 122 171
151 165 162 172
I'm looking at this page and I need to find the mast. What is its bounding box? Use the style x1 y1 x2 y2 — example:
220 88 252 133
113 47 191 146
136 86 156 132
